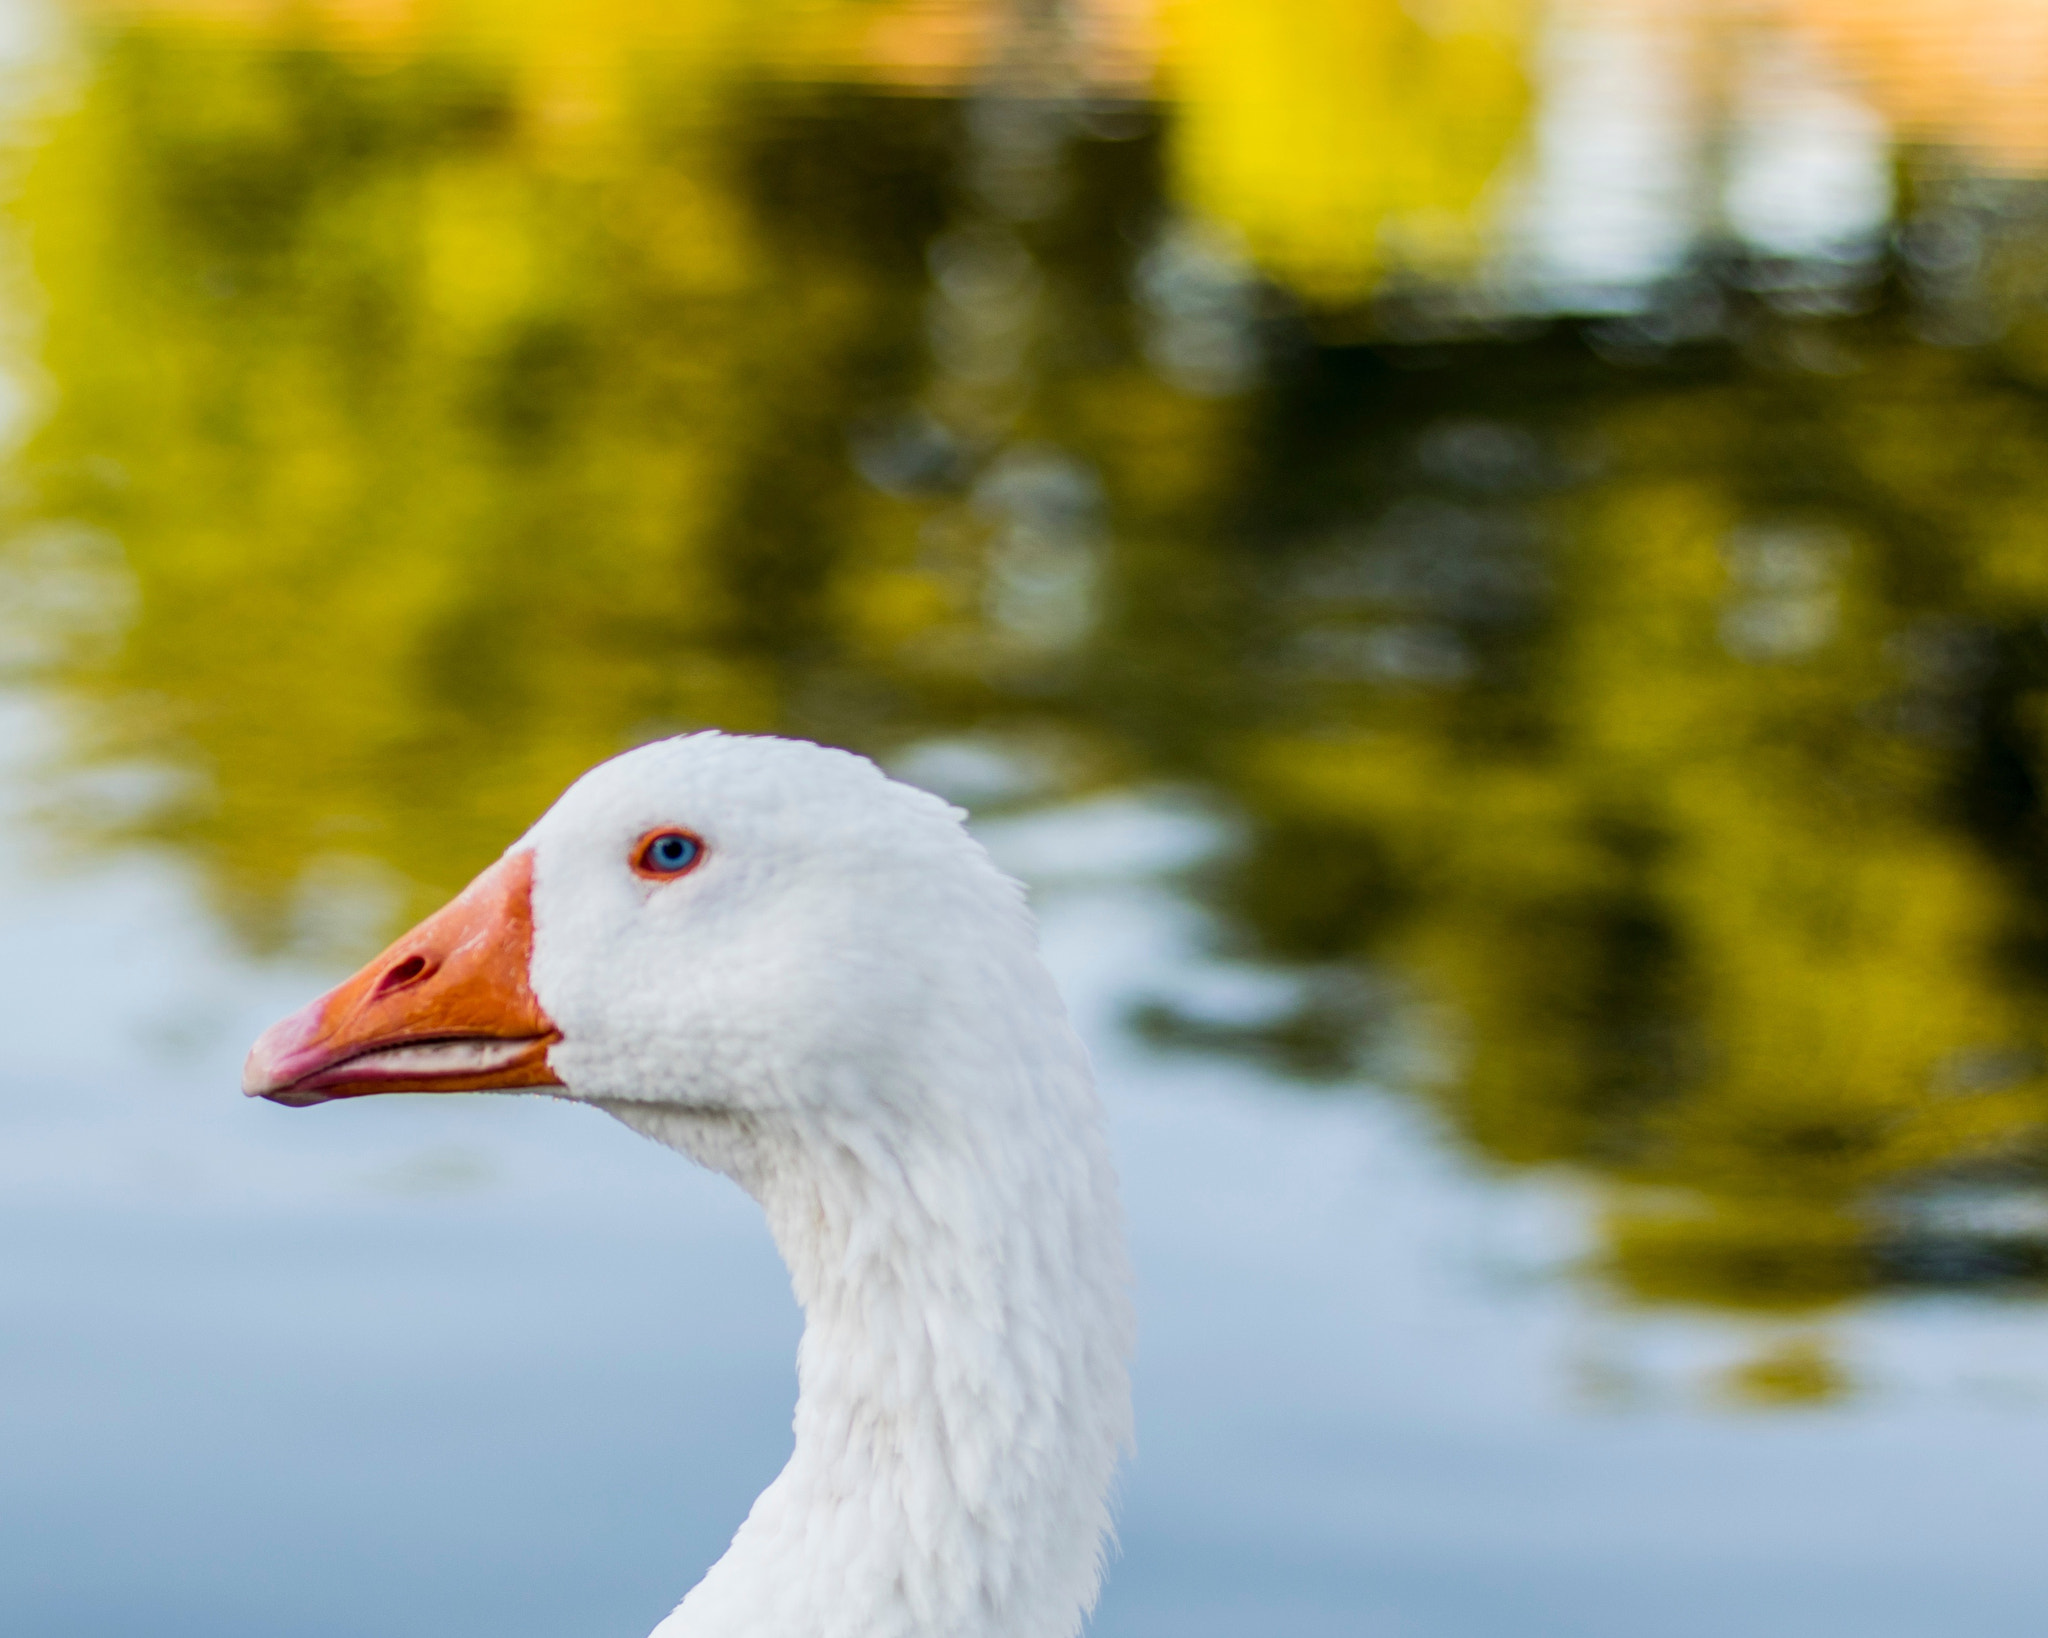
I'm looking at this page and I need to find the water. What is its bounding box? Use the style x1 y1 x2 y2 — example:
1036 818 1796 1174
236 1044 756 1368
13 722 2048 1636
10 0 2048 1631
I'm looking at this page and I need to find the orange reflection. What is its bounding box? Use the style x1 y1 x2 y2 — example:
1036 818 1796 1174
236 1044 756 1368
1785 0 2048 172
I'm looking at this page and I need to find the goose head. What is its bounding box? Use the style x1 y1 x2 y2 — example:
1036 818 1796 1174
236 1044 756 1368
242 731 1134 1638
244 732 1016 1122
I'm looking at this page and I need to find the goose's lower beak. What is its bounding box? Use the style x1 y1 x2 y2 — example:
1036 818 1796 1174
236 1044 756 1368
242 849 563 1107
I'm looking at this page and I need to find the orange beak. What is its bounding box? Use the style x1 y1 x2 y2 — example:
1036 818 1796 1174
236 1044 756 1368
242 850 563 1108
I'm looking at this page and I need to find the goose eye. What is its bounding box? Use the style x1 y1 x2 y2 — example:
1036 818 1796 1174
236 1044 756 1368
634 830 704 878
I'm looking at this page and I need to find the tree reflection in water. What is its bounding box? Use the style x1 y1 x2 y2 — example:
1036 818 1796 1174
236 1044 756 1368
14 1 2048 1369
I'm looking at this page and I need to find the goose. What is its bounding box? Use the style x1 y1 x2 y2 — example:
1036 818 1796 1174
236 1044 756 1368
241 731 1135 1638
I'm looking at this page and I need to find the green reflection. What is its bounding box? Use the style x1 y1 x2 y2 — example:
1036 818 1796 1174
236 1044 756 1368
1176 315 2048 1335
8 22 977 941
18 3 2048 1353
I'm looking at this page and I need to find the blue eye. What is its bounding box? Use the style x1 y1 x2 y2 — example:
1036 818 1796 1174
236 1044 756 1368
636 830 703 877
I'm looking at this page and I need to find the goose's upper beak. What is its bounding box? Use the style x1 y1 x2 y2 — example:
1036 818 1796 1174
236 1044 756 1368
242 849 563 1107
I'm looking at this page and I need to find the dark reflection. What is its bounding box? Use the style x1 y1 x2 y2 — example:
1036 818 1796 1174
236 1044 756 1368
18 3 2048 1347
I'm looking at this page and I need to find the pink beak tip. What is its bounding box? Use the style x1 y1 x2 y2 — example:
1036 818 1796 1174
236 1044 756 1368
241 1003 326 1101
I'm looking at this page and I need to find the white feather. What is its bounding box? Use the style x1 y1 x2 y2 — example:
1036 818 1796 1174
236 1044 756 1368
517 733 1135 1638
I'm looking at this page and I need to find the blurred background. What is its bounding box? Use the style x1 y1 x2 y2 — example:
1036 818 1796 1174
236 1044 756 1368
9 0 2048 1632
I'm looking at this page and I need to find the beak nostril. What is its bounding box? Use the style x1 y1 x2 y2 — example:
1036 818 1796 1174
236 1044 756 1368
375 953 434 997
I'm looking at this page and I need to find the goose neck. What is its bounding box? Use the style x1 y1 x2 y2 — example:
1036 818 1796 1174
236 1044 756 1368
613 1068 1131 1638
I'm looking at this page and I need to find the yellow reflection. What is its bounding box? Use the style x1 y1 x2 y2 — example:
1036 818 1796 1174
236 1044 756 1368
75 0 1532 304
1155 0 1529 300
1718 1332 1849 1407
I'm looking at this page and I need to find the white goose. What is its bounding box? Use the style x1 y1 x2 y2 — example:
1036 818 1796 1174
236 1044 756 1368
243 732 1135 1638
